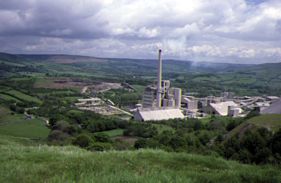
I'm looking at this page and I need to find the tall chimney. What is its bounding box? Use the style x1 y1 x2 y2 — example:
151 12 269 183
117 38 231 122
156 49 162 108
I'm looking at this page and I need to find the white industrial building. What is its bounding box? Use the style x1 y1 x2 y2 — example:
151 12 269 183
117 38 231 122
134 49 184 121
206 101 242 117
134 108 184 121
182 96 198 111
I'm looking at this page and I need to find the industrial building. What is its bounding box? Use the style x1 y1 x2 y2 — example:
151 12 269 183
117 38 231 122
205 101 243 117
182 96 198 111
134 108 184 121
142 80 182 109
134 50 184 121
134 50 279 121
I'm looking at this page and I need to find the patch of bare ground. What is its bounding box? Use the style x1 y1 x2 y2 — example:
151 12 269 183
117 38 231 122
88 82 122 93
113 136 138 146
34 77 89 90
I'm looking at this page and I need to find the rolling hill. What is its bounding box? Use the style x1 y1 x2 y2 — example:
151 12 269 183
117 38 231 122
1 51 281 96
0 134 280 183
227 114 281 139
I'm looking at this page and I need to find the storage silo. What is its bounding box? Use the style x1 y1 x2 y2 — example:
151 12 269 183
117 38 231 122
174 88 182 108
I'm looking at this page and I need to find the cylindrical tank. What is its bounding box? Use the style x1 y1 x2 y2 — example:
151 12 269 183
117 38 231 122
174 88 182 108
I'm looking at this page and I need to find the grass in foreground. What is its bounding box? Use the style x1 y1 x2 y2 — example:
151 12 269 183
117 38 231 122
0 135 280 183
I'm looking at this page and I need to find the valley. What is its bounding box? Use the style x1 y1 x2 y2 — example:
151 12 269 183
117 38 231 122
0 52 280 182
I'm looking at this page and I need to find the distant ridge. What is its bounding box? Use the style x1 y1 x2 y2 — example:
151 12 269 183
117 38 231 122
1 51 281 73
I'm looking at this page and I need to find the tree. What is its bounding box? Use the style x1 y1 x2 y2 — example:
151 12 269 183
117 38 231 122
241 131 266 155
245 108 259 119
89 142 112 151
48 130 69 143
255 147 271 164
238 149 252 163
17 107 25 114
94 133 111 143
49 117 58 127
9 104 17 112
73 134 93 148
270 129 281 155
169 135 186 150
134 138 147 149
226 121 237 131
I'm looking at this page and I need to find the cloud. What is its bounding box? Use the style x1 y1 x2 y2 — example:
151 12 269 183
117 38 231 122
0 0 281 63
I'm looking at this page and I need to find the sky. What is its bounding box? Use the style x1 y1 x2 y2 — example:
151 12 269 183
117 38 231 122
0 0 281 63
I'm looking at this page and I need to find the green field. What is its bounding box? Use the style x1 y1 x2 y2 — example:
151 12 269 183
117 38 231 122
67 109 84 115
0 113 50 139
4 90 42 104
0 135 280 183
132 84 145 93
66 96 80 101
0 93 21 102
95 129 124 137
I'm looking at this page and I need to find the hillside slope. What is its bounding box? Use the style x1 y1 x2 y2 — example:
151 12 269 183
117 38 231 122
0 135 280 183
227 114 281 139
1 52 281 96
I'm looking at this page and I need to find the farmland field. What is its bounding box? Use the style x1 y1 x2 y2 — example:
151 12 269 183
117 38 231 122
3 90 42 104
0 93 21 102
0 113 49 139
33 77 86 90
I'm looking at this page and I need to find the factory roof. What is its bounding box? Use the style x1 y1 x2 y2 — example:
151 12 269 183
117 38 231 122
134 108 184 121
209 101 238 116
256 102 270 107
266 96 280 100
261 99 281 114
78 98 101 102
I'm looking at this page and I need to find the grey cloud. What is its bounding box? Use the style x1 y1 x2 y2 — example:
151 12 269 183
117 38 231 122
0 0 281 63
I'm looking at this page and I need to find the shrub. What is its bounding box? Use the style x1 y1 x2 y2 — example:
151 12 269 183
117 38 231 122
73 134 93 148
89 142 112 151
134 138 147 149
94 133 111 143
48 130 70 144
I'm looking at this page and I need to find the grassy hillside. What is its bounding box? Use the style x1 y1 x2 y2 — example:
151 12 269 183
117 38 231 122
0 106 49 139
227 114 281 139
3 89 42 104
0 135 280 183
248 114 281 131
